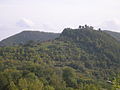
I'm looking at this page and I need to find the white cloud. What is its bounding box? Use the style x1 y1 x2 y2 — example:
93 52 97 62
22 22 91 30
16 18 34 28
100 19 120 32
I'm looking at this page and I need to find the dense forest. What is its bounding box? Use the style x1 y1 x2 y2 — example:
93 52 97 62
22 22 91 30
0 25 120 90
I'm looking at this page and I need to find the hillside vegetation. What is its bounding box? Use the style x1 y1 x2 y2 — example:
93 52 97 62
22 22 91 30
0 31 60 46
104 30 120 42
0 25 120 90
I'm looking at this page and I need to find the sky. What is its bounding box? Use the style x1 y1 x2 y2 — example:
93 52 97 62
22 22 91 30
0 0 120 41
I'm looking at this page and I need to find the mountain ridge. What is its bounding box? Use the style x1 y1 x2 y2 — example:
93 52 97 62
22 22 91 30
0 27 120 46
0 31 60 46
104 30 120 41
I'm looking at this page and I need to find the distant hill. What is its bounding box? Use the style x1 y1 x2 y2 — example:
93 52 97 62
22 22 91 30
0 31 60 46
104 30 120 42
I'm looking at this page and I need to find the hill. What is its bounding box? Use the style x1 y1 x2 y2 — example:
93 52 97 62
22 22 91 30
0 25 120 90
104 30 120 42
0 29 120 47
0 31 60 46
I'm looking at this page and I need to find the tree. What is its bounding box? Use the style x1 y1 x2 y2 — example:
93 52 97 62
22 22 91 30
85 24 89 29
98 28 101 31
89 26 94 30
44 85 55 90
63 67 77 88
18 78 28 90
112 75 120 89
79 25 82 29
8 81 18 90
28 80 44 90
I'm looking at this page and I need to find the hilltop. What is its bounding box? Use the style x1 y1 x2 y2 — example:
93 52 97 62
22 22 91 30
0 31 60 46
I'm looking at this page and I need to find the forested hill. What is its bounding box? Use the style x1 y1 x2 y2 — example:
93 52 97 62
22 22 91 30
58 26 120 69
0 25 120 90
0 31 60 46
0 29 120 47
60 26 120 54
104 30 120 42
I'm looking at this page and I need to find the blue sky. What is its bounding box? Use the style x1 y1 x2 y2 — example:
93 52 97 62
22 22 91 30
0 0 120 40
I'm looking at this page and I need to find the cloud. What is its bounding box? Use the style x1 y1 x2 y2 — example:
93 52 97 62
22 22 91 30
16 18 34 28
100 19 120 31
0 24 3 27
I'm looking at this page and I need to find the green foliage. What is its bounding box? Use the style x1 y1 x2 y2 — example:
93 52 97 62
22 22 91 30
0 31 60 46
63 67 77 88
104 30 120 42
112 74 120 89
44 85 55 90
18 78 28 90
8 81 18 90
0 26 119 90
